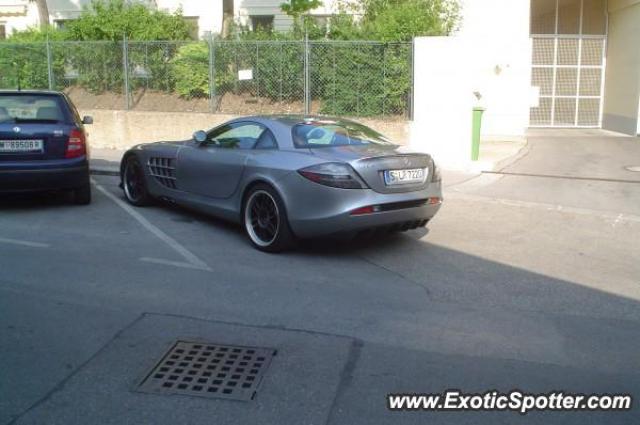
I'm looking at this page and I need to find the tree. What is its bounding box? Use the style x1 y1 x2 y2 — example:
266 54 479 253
31 0 50 28
64 0 192 41
280 0 323 34
280 0 322 16
363 0 459 41
221 0 234 38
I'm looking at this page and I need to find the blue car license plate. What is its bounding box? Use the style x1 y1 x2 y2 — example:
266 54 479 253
0 139 44 153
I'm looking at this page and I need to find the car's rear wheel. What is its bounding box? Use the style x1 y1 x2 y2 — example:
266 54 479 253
72 181 92 205
123 156 152 206
243 184 294 252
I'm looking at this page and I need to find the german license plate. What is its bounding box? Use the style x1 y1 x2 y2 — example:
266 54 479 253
383 168 426 186
0 140 43 153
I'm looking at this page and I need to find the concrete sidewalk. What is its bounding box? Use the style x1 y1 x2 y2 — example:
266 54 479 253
450 129 640 216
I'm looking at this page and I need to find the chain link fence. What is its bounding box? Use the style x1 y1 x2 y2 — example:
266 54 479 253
0 39 413 120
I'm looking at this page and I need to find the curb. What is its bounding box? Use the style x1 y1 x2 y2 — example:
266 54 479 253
90 168 119 177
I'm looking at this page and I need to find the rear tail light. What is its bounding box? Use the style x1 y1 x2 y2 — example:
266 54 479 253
431 159 441 182
298 162 368 189
65 128 87 159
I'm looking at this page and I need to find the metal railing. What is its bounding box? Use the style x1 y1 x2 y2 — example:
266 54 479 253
0 38 413 120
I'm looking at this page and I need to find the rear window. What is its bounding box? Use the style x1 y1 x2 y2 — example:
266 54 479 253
292 120 396 148
0 94 68 124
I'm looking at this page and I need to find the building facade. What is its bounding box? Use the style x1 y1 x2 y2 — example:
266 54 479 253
411 0 640 166
0 1 40 37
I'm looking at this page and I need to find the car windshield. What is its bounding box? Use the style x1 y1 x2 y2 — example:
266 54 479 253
292 120 396 148
0 94 66 124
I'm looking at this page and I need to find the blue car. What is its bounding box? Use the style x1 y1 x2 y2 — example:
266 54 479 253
0 90 93 204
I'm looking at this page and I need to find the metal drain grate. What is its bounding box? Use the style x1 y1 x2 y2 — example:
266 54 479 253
138 341 276 401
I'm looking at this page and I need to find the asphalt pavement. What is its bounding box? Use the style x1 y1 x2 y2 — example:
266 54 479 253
1 130 639 424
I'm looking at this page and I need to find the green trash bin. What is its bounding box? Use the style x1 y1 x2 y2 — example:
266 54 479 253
471 107 485 161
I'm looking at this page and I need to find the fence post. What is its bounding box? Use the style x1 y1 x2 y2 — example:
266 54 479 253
122 35 130 110
255 43 259 101
46 35 54 90
208 34 216 113
382 44 386 118
304 34 310 115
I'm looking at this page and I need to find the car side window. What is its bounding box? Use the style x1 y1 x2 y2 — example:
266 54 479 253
206 122 265 150
254 129 278 149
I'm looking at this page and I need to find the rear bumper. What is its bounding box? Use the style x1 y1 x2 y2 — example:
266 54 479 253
279 172 443 238
291 202 441 238
0 159 89 193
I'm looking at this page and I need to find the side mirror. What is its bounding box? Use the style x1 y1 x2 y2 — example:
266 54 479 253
82 115 93 125
193 130 207 144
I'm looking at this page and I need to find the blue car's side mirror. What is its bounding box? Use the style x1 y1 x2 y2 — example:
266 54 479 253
193 130 207 144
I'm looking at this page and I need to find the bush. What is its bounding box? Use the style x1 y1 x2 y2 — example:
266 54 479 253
1 0 194 93
64 0 193 41
252 42 304 102
363 0 460 42
171 42 237 99
0 28 65 90
313 42 411 116
171 43 209 98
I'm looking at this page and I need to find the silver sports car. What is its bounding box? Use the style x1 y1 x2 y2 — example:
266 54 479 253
120 116 442 252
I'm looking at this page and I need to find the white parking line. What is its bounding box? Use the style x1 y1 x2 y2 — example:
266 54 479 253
139 257 212 270
92 179 212 272
0 237 50 248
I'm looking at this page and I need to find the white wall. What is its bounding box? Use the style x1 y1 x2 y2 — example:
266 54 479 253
0 1 40 34
456 0 532 138
234 0 293 32
410 0 531 167
234 0 361 32
410 37 475 167
602 0 640 135
47 0 92 22
155 0 223 37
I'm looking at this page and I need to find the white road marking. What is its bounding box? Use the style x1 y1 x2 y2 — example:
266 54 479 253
0 237 50 248
139 257 211 270
92 179 212 272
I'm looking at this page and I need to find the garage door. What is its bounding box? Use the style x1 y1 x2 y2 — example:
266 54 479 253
529 0 607 128
530 36 605 127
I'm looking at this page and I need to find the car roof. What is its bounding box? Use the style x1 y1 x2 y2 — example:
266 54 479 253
0 90 65 95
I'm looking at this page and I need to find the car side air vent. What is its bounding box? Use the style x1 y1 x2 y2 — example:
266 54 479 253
148 157 177 189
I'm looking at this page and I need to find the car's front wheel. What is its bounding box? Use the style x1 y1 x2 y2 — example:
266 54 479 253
243 184 294 252
123 156 152 206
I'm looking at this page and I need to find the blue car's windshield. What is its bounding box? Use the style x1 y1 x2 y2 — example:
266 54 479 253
292 120 396 148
